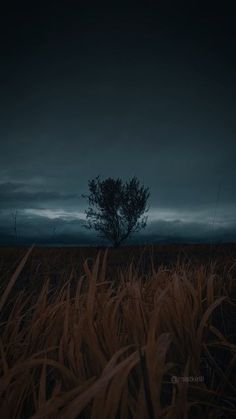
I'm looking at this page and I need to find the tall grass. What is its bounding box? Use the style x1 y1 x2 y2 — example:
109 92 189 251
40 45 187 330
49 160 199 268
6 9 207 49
0 248 235 418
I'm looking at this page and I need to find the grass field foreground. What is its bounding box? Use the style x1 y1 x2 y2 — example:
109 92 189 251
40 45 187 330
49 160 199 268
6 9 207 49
0 246 236 418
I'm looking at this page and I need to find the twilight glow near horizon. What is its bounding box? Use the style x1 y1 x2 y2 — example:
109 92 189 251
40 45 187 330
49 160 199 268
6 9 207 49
0 3 235 244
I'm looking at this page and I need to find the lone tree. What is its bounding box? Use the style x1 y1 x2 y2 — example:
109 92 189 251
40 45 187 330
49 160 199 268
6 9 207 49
83 176 150 247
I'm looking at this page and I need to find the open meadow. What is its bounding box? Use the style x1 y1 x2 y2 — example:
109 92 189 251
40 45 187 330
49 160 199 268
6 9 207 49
0 244 236 418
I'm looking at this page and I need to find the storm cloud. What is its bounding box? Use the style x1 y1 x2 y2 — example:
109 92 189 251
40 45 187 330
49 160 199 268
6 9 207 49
0 182 79 209
0 3 235 244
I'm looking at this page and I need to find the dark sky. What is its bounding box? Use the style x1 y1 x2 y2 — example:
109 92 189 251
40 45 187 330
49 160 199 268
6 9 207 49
0 2 236 244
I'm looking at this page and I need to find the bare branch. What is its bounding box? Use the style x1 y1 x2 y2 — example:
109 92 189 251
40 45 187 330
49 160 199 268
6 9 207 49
82 176 150 247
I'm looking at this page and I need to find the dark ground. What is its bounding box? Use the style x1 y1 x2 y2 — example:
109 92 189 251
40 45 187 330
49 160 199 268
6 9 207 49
1 243 236 296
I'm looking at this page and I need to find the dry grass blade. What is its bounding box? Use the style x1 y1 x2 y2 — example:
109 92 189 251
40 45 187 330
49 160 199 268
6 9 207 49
38 363 47 408
0 245 34 313
0 247 235 418
197 296 226 344
139 348 155 419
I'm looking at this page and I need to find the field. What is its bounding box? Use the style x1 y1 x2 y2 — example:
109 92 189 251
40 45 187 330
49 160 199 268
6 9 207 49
0 244 236 418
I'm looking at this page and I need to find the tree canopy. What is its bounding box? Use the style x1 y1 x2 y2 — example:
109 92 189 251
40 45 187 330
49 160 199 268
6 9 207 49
83 176 150 247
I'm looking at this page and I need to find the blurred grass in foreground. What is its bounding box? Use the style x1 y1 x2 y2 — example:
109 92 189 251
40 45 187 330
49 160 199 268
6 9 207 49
0 246 236 418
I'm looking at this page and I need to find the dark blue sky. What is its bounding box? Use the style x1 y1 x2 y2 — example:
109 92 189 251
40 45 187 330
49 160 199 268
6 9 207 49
0 2 236 245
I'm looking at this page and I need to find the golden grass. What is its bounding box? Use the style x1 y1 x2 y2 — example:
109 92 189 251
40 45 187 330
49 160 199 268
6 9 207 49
0 248 235 418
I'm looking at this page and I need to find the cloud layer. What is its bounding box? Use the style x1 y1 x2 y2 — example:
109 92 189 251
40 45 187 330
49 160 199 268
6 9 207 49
0 4 235 245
